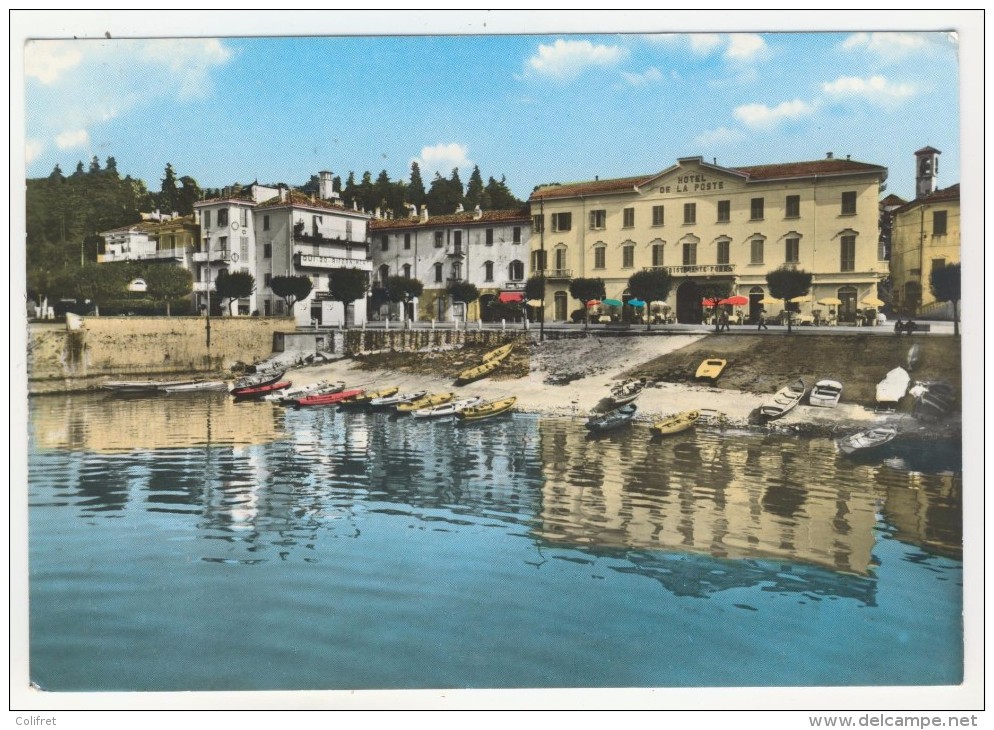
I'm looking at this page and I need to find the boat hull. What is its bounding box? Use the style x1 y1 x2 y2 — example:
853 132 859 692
651 410 699 435
456 397 517 422
232 381 292 399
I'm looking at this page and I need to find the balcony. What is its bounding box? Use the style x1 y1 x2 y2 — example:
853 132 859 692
446 245 465 258
98 248 187 264
294 252 372 271
536 268 572 279
643 264 735 276
446 275 465 284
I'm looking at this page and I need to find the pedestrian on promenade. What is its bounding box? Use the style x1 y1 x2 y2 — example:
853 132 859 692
757 308 768 330
720 310 730 332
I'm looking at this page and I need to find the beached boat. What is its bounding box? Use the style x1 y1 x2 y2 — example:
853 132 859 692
604 379 646 408
455 357 502 385
482 343 514 362
650 410 699 436
759 379 807 420
231 380 292 399
265 380 342 403
411 396 483 419
695 358 727 382
338 386 400 408
906 343 923 371
585 403 638 432
104 378 197 393
808 379 843 408
159 380 229 393
910 381 956 421
456 396 517 422
397 392 455 413
875 367 911 407
836 426 898 455
231 370 286 394
369 390 428 408
295 387 365 407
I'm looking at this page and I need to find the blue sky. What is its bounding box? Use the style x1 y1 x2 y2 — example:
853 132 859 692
17 12 971 203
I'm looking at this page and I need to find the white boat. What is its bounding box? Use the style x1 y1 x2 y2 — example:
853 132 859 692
159 380 229 393
263 380 341 403
411 396 483 419
875 367 910 406
836 426 898 455
809 379 843 408
759 379 806 420
104 378 196 393
370 390 428 407
603 379 647 408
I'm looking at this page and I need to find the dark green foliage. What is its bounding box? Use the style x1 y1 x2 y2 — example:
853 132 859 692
628 269 673 330
524 275 546 303
930 263 961 336
213 270 255 315
465 165 485 208
328 267 369 306
766 266 813 333
408 162 426 208
384 276 424 304
144 265 193 316
270 275 313 314
568 277 606 328
447 280 480 305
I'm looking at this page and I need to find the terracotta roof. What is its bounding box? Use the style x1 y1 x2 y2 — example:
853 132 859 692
915 145 941 155
530 176 651 201
101 220 162 235
893 184 960 214
880 193 908 207
255 190 365 214
369 208 531 230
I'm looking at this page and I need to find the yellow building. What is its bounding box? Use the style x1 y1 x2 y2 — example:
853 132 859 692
529 154 888 324
889 148 960 317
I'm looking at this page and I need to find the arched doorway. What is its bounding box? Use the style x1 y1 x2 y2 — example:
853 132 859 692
748 286 765 324
554 291 568 321
676 280 704 324
838 286 857 324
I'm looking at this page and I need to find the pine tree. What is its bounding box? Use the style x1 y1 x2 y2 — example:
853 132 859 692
465 165 485 208
408 161 426 209
159 163 179 214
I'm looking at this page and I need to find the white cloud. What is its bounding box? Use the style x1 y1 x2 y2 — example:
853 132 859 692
26 139 44 163
733 99 815 129
693 127 745 147
139 38 232 99
821 75 917 104
526 39 626 80
24 40 82 84
415 143 472 178
840 32 931 62
690 34 723 56
619 66 663 87
725 34 767 61
56 129 89 149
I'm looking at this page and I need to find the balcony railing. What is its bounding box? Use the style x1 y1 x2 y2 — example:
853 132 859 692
294 252 372 271
446 246 464 258
98 248 187 264
643 264 735 275
536 268 572 279
446 275 465 284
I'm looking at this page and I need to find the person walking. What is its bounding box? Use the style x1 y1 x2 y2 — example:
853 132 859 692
757 308 768 330
720 310 730 332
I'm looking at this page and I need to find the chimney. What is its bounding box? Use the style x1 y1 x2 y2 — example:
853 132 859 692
455 203 464 214
408 203 418 218
279 188 287 203
375 207 381 219
473 205 482 221
846 154 851 161
826 152 834 159
420 205 429 223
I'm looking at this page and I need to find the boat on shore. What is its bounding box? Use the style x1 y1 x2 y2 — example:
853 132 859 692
265 380 342 403
397 392 454 414
875 367 911 409
836 426 898 455
603 379 646 408
231 380 292 399
455 357 502 385
808 379 843 408
759 379 806 420
231 370 286 393
104 378 198 393
159 380 229 393
295 387 365 407
338 386 400 408
369 390 428 408
650 410 699 436
456 396 517 422
412 396 483 419
695 358 727 382
482 344 514 362
586 403 638 432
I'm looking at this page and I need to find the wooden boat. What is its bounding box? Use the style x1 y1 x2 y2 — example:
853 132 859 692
585 403 638 432
159 380 229 393
910 381 956 421
875 367 910 407
836 426 898 455
104 378 196 393
338 386 400 408
482 343 514 362
650 410 699 436
369 390 428 408
396 392 454 413
232 380 292 399
296 387 365 407
455 357 502 385
695 358 727 381
808 379 843 408
604 379 646 408
266 380 342 403
759 379 806 420
411 396 483 419
456 396 517 422
231 370 286 394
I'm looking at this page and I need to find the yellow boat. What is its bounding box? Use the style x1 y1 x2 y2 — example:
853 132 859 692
651 410 699 436
456 396 517 422
482 343 514 362
339 385 399 407
455 357 501 385
695 358 727 381
396 392 454 413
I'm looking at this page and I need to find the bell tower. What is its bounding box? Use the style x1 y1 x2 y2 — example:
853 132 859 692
914 146 941 198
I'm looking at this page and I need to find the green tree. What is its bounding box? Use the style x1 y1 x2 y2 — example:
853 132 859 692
447 280 480 321
568 277 606 329
143 264 193 316
384 275 424 321
408 162 426 209
159 163 179 214
483 175 522 210
766 267 813 334
177 176 202 216
270 275 313 315
627 268 673 331
929 262 961 336
524 274 546 303
213 269 255 315
465 165 485 208
70 263 129 315
328 267 370 325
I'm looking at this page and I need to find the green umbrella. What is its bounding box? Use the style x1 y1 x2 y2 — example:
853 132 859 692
627 298 646 307
602 298 623 307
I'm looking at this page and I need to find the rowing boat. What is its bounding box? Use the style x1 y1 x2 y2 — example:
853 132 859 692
338 386 400 408
296 387 365 407
266 380 343 403
456 396 517 422
836 426 898 455
159 380 229 393
411 396 483 419
759 378 806 420
396 392 454 413
650 410 699 436
585 403 637 432
232 380 292 399
231 370 286 392
482 343 513 362
695 358 727 382
369 390 428 407
455 357 501 385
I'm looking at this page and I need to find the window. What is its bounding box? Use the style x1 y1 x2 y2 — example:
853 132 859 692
532 215 544 233
203 237 210 253
717 200 730 222
486 228 494 245
552 212 572 232
404 233 411 250
434 262 443 283
841 191 857 215
622 245 635 268
785 195 800 218
509 260 524 280
933 211 947 235
623 208 635 228
484 261 494 282
594 246 606 269
750 238 764 264
451 262 462 281
652 205 664 226
345 221 353 241
531 250 547 271
219 235 228 253
785 237 799 264
453 230 462 249
263 215 270 231
878 237 888 261
403 264 411 278
434 231 444 248
381 235 389 252
264 273 272 287
651 243 664 267
589 210 606 230
683 203 696 225
513 226 521 243
217 209 228 227
717 240 730 265
931 258 946 273
750 198 764 221
682 243 697 266
840 235 856 272
203 211 211 229
240 237 249 258
554 247 567 270
240 208 248 226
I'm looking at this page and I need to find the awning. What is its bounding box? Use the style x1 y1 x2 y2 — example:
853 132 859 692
498 292 524 304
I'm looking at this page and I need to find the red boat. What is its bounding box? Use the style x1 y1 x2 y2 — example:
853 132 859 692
231 380 292 399
295 387 365 407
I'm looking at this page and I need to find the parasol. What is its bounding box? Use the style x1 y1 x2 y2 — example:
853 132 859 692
759 296 780 305
861 296 885 308
526 299 543 308
627 298 646 308
817 297 843 306
719 295 749 306
602 298 623 307
789 295 813 304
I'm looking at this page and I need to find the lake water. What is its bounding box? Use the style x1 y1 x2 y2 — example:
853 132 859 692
26 391 963 692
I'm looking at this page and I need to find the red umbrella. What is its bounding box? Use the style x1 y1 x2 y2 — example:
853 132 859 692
701 298 722 307
720 295 749 306
586 299 601 307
